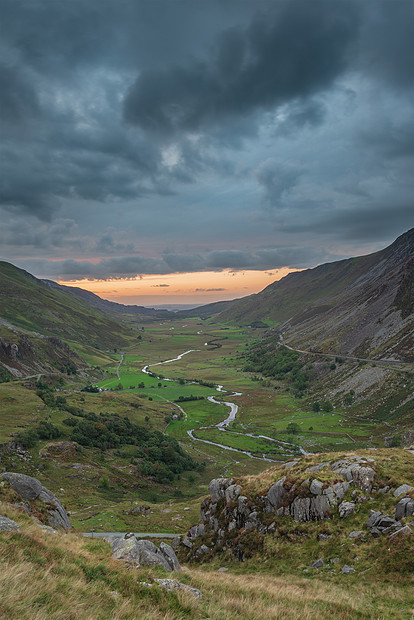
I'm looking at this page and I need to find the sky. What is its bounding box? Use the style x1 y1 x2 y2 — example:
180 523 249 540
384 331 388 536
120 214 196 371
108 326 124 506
1 0 413 305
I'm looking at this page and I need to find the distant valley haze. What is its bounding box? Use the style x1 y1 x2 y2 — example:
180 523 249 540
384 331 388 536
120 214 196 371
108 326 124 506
1 0 413 304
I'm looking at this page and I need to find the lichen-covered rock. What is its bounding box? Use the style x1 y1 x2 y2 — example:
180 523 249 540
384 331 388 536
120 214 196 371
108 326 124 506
0 515 21 531
1 472 71 530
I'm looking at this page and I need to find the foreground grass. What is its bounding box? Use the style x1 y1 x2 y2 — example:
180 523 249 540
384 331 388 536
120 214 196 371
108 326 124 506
0 501 413 619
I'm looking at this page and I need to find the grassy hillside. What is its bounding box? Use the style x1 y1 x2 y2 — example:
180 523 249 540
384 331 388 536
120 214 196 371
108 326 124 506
1 449 414 619
0 262 135 349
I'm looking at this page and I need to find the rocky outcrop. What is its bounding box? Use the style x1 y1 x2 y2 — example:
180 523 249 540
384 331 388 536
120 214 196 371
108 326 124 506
107 534 181 572
1 472 71 530
181 456 381 561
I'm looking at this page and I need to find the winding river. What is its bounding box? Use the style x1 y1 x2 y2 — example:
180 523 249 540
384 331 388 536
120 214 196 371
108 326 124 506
142 350 308 461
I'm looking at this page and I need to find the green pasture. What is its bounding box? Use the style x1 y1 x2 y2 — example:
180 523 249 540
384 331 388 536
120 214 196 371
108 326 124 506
0 383 46 442
192 427 289 456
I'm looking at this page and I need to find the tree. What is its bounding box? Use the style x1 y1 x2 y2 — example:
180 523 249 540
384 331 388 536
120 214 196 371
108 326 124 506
312 401 320 412
287 422 300 435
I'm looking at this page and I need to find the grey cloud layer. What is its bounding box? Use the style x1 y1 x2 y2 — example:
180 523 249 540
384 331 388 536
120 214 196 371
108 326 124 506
1 0 413 281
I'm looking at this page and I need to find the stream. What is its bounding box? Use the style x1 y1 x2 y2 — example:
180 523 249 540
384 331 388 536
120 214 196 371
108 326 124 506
142 350 308 461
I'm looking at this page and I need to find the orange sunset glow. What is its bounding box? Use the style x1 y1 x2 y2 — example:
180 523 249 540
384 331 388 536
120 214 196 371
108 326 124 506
58 268 300 306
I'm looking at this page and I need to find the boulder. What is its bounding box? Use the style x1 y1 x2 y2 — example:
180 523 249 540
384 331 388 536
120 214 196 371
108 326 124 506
341 565 355 574
1 472 71 530
107 536 180 572
159 541 181 571
348 530 363 538
0 515 21 531
395 497 414 521
310 558 324 568
394 484 414 498
2 472 42 501
310 479 323 495
154 578 202 599
338 501 356 519
389 525 412 539
182 535 193 548
366 510 382 528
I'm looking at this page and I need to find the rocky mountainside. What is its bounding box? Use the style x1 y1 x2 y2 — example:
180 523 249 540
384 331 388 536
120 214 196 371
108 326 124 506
219 228 414 361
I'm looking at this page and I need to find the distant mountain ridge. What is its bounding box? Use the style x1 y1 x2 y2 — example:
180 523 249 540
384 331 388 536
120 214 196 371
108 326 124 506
219 228 414 360
42 280 173 319
0 261 134 350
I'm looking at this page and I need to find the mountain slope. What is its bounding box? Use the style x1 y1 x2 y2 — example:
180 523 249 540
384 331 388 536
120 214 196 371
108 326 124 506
43 280 173 319
220 228 414 360
0 262 134 350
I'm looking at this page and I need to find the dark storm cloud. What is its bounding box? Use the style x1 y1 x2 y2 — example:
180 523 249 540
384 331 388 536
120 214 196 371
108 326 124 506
124 0 359 136
1 0 414 281
17 245 330 280
254 159 303 208
0 62 40 127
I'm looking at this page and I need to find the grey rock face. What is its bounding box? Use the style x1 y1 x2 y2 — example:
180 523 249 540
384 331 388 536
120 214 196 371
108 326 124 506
338 501 356 518
0 515 21 531
225 484 242 503
395 497 414 521
330 457 376 492
265 476 287 512
1 472 71 530
291 495 331 522
208 478 233 503
394 484 414 498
